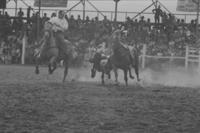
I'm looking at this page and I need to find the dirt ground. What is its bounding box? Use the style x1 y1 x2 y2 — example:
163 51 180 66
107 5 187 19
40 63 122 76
0 65 200 133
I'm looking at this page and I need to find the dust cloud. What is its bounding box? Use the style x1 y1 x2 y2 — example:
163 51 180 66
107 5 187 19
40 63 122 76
141 66 200 88
67 63 200 88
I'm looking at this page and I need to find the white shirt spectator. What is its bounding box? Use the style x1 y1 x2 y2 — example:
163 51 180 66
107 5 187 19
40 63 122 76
49 17 68 32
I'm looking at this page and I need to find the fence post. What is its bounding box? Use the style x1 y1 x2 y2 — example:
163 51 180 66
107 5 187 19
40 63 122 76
21 33 26 65
198 50 200 71
142 44 146 69
185 45 189 69
125 12 127 20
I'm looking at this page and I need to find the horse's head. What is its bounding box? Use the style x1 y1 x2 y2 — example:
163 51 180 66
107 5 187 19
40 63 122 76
42 22 57 48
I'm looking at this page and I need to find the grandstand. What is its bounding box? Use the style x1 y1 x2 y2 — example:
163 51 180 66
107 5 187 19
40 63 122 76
0 0 200 69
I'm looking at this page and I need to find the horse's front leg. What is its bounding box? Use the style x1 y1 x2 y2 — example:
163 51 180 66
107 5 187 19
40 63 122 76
113 66 119 85
91 64 97 78
35 65 40 74
63 58 69 83
101 72 105 85
51 62 57 74
35 58 40 74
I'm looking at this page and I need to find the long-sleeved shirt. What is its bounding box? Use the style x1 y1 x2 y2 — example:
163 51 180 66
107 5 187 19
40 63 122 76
49 17 68 32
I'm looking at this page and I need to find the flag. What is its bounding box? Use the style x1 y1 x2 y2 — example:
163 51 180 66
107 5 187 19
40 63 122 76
176 0 199 12
34 0 68 7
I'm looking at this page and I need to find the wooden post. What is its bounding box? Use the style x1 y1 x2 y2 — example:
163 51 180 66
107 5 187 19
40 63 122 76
21 33 26 65
82 0 86 21
142 44 146 69
37 0 41 42
114 0 120 22
185 45 189 69
15 0 18 16
125 12 127 20
111 12 113 21
198 50 200 70
196 0 200 35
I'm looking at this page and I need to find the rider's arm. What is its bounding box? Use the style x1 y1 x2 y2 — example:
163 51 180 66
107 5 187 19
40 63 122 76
49 18 68 32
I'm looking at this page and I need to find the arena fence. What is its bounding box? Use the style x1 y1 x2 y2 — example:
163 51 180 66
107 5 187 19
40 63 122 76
5 7 198 22
141 44 200 69
185 46 200 69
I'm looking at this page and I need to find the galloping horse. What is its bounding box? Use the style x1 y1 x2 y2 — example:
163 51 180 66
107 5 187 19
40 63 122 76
34 22 74 82
107 30 140 86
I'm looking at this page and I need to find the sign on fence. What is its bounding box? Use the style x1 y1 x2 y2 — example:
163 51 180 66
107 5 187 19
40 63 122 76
34 0 68 7
177 0 198 12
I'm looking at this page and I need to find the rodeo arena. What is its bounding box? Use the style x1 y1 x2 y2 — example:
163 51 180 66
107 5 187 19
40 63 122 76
2 0 200 132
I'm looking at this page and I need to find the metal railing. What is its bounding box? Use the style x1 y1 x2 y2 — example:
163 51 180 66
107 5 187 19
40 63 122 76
2 7 198 23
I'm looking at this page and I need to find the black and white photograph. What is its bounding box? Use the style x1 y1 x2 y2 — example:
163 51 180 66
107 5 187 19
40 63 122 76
0 0 200 132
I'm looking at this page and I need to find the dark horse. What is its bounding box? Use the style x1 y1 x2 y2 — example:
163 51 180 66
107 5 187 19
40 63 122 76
34 22 74 82
107 30 140 86
108 42 140 86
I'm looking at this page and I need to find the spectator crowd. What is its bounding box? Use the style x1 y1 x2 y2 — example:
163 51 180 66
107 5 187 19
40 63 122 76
0 6 200 64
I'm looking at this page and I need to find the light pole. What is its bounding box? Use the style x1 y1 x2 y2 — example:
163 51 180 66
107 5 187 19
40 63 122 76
14 0 18 16
196 0 200 36
193 0 200 35
82 0 86 21
114 0 120 22
37 0 41 42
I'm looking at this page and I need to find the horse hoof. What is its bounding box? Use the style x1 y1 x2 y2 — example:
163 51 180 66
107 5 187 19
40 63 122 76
35 69 39 74
114 82 119 86
49 71 53 75
130 76 135 79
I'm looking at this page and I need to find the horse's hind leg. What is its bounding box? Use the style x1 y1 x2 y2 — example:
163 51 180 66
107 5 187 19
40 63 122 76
124 69 128 86
134 65 140 81
108 72 111 79
63 59 69 82
128 66 134 79
113 67 119 85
